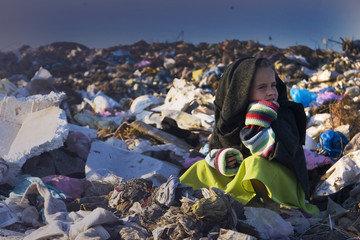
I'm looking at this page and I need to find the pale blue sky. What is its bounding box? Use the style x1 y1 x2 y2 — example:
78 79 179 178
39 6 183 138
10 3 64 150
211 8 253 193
0 0 359 52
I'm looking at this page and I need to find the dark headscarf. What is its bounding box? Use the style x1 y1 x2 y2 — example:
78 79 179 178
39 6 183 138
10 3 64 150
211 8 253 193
209 57 310 197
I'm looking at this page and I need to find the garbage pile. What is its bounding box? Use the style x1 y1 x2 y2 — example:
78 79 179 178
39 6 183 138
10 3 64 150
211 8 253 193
1 39 360 239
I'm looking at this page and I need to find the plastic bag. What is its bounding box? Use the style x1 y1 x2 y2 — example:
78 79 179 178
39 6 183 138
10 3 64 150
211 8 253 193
290 87 318 108
316 91 342 105
93 95 111 116
317 129 348 160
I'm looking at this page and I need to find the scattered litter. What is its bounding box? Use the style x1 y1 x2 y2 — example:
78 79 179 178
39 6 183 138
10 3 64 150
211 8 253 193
1 39 360 239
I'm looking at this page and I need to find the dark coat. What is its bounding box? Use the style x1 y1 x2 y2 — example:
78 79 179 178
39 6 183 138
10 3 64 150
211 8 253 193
209 57 310 198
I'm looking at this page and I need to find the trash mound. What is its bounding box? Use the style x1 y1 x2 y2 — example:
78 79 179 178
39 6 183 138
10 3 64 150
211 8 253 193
1 39 360 239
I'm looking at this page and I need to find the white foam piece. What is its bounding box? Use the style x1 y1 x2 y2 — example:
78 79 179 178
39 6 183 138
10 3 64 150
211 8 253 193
0 92 69 167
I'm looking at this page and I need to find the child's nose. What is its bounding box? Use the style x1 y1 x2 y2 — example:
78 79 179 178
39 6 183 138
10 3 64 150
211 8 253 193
268 87 276 95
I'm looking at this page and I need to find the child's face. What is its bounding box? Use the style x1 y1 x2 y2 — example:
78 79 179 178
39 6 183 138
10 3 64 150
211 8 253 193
248 67 278 102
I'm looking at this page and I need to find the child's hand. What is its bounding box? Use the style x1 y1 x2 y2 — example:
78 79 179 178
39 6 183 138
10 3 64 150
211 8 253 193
225 153 238 168
245 101 279 128
213 148 243 176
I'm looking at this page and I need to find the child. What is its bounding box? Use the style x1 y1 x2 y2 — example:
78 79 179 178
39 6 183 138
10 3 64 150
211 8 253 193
180 57 319 215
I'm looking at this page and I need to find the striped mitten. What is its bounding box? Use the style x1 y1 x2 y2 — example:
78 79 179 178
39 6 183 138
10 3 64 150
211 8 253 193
245 101 279 128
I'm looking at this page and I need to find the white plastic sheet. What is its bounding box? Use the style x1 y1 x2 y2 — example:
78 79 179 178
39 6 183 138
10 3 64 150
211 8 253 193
240 207 293 239
314 150 360 196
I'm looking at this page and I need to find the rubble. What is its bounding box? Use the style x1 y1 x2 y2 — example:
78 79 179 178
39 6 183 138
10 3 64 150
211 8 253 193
1 39 360 239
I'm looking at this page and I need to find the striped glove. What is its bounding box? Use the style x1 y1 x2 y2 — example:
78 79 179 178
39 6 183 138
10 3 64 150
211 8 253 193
245 101 279 128
205 148 243 176
215 148 243 176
